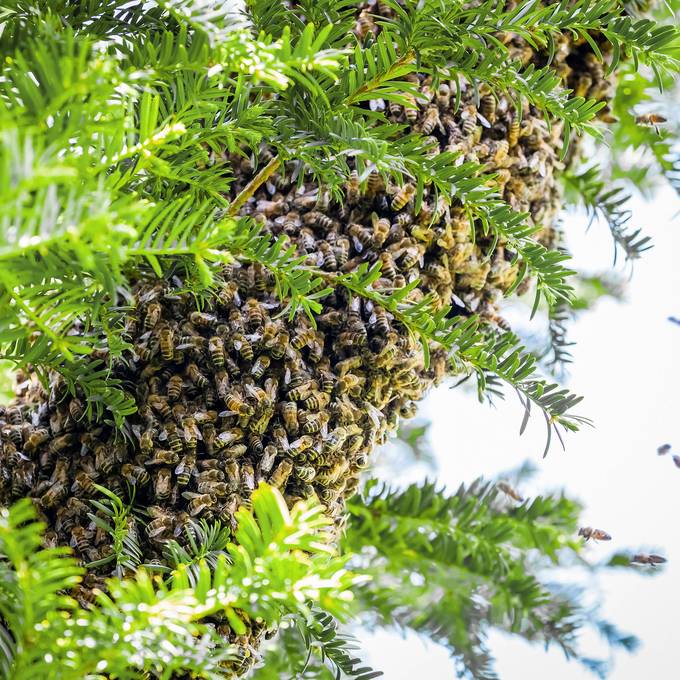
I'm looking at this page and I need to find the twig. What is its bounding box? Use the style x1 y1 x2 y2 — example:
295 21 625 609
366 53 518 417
227 157 281 216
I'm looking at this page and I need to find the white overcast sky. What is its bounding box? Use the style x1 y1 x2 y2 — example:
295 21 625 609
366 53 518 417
362 184 680 679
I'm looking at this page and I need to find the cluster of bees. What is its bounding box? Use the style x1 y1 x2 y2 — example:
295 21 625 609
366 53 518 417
0 1 625 670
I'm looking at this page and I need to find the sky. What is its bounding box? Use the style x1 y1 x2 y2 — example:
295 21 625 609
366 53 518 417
362 184 680 679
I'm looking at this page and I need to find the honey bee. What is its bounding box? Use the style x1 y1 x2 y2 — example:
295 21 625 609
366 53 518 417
508 117 520 147
251 355 271 380
145 448 179 466
207 336 225 368
241 463 255 495
249 406 274 434
631 554 667 566
148 394 171 419
146 506 175 541
371 215 391 248
159 327 174 361
244 298 265 329
70 525 92 553
378 252 397 279
154 468 172 501
71 471 97 497
335 373 365 396
186 362 209 388
197 480 230 496
574 73 593 98
269 459 293 489
303 211 336 231
268 330 289 360
348 223 372 252
354 11 376 40
217 281 239 308
289 435 313 456
300 410 329 434
50 433 76 455
144 302 161 330
578 527 611 542
259 444 278 475
496 481 523 502
165 375 183 402
635 113 667 133
68 398 84 422
189 311 217 328
94 443 116 475
345 168 361 204
23 427 49 454
479 92 496 124
121 463 150 487
213 428 245 451
40 479 68 508
183 417 200 450
232 333 254 362
287 380 316 402
421 106 441 135
318 241 337 270
182 492 216 517
296 465 316 482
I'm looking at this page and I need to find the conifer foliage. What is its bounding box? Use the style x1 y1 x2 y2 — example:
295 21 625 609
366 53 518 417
0 0 678 678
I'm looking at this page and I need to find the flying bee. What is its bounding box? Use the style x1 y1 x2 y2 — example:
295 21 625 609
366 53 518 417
189 311 217 328
657 443 671 455
153 468 172 501
144 302 161 330
635 113 667 133
497 481 524 502
391 183 416 212
251 355 271 380
269 459 293 489
186 363 209 388
631 554 667 566
121 463 150 487
673 455 680 469
578 527 612 542
182 491 216 517
232 333 254 362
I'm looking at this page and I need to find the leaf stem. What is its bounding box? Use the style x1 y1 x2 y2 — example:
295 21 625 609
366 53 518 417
227 157 281 216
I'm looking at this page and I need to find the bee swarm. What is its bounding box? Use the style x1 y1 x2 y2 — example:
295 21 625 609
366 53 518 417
0 4 616 672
